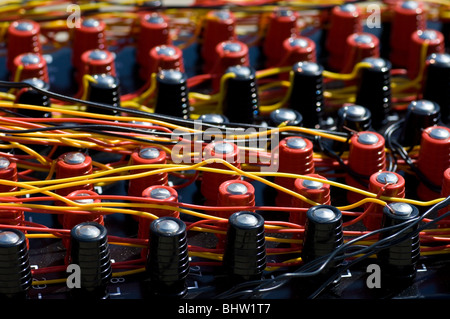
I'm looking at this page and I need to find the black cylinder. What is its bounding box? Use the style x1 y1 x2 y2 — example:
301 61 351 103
336 104 372 133
146 217 190 298
222 65 259 124
197 113 229 125
70 222 112 298
356 57 392 129
223 211 266 282
302 205 344 267
0 229 32 299
268 108 303 127
377 202 420 283
154 69 190 119
289 61 324 128
15 78 51 118
86 73 121 116
400 99 441 148
423 53 450 124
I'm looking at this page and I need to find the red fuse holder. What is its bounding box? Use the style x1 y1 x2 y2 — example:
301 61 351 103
290 174 331 227
263 9 299 68
0 157 18 193
407 29 445 80
390 0 426 68
7 20 42 73
365 171 406 230
416 126 450 201
438 168 450 226
71 18 106 72
211 40 249 91
148 44 184 77
326 3 362 71
346 132 386 204
137 12 171 80
341 32 380 73
217 180 255 219
274 136 315 207
139 185 179 256
279 36 316 67
78 49 116 83
201 10 237 73
201 141 241 206
12 53 49 83
0 197 24 227
128 147 168 198
55 152 93 197
62 190 104 247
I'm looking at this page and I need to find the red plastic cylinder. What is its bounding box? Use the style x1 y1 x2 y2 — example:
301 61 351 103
211 40 249 91
341 32 380 73
346 132 386 204
365 171 406 230
78 49 116 83
438 168 450 225
326 3 363 71
62 190 104 247
7 19 42 73
128 146 168 198
71 18 106 71
55 152 93 197
0 157 18 193
201 10 237 73
138 185 179 256
201 141 241 205
217 180 255 219
390 0 426 68
0 197 24 227
290 174 331 226
279 36 316 67
148 44 184 77
274 136 315 207
137 12 171 80
416 126 450 201
407 29 445 80
12 52 49 82
263 9 299 68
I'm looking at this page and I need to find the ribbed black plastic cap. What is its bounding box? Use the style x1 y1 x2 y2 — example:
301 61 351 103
86 74 121 116
0 229 32 299
269 108 303 127
337 105 372 132
400 100 441 147
70 222 112 296
146 217 190 298
154 69 190 119
378 203 420 282
223 211 266 282
302 205 344 265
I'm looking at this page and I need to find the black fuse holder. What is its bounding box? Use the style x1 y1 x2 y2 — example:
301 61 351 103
268 108 303 127
69 222 112 299
400 100 441 148
222 211 266 283
0 229 32 300
86 73 121 116
15 78 51 118
289 61 324 128
336 104 372 133
222 65 259 124
146 217 190 298
423 53 450 124
302 205 344 267
154 69 190 119
355 57 392 129
377 202 420 284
